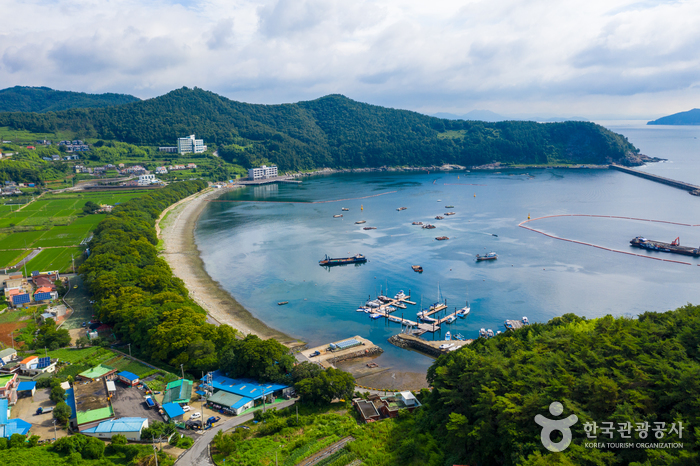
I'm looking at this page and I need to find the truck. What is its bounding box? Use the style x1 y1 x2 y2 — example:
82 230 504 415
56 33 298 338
36 406 54 415
145 397 155 409
206 416 221 425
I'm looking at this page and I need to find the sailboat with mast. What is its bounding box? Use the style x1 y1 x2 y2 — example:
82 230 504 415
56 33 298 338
456 284 470 318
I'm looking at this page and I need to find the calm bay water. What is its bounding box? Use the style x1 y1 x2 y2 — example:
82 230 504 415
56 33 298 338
195 122 700 374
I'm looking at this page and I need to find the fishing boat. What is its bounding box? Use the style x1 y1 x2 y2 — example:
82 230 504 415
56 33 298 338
394 290 407 300
355 220 366 224
479 328 487 338
333 214 343 218
422 224 436 229
445 205 454 208
277 301 289 306
445 212 456 216
342 208 349 211
396 207 408 211
445 331 451 341
522 316 529 325
476 252 498 261
435 236 449 241
487 329 494 338
319 253 367 266
445 315 456 324
363 227 377 230
412 221 423 225
435 216 444 220
412 265 423 273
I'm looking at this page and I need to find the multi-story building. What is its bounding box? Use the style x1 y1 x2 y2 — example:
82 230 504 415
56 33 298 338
177 135 207 154
248 165 278 180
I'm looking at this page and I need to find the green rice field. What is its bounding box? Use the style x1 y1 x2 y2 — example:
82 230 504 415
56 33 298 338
0 249 31 268
24 247 83 273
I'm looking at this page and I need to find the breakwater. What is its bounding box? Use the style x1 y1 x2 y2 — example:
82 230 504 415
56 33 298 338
610 164 700 194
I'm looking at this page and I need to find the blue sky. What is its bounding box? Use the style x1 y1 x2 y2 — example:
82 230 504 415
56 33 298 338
1 0 698 118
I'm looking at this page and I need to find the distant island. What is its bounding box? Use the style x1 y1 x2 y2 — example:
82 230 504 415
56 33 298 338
647 108 700 125
0 86 140 113
0 87 645 171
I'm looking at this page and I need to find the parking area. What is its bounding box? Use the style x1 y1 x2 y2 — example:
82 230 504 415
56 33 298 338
110 383 164 424
12 388 69 440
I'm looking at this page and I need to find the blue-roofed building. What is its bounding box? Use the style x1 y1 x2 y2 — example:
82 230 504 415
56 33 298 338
82 417 148 441
0 398 32 438
65 387 76 422
16 381 36 398
161 402 184 422
206 391 254 416
117 371 140 386
201 371 293 402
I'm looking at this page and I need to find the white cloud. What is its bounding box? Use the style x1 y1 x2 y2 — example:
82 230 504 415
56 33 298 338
0 0 698 117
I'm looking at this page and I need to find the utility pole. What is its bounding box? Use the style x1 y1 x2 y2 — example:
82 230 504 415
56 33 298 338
180 364 184 380
152 438 159 466
53 419 57 440
71 254 75 274
127 343 131 358
296 405 298 424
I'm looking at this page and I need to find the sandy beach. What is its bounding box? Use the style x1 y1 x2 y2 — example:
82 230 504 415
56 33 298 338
157 187 295 343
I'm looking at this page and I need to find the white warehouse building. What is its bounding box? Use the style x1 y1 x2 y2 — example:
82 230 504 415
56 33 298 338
177 134 207 154
248 165 278 180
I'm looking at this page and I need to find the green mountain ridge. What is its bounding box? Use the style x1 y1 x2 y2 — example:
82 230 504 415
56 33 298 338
648 108 700 125
0 87 642 171
0 86 140 113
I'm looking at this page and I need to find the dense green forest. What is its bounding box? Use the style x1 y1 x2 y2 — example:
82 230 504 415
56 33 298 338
420 306 700 465
0 87 641 171
648 108 700 125
0 86 139 113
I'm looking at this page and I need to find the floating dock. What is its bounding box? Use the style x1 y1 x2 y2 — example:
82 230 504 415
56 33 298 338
610 164 700 194
388 333 473 357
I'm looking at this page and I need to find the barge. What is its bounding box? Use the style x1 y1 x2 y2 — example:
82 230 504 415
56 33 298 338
319 253 368 266
630 236 700 256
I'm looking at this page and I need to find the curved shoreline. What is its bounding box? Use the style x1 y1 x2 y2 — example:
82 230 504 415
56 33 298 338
158 187 296 343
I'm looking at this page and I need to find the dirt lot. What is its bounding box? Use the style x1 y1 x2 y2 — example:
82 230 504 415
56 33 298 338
12 388 69 440
68 327 87 345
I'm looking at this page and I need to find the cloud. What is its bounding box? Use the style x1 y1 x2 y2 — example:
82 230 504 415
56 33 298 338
0 0 698 116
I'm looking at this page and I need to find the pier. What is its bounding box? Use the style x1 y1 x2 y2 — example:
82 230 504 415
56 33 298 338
388 333 473 357
301 336 383 368
610 164 700 193
504 320 525 331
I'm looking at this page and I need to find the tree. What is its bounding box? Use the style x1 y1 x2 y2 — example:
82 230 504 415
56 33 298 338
291 361 323 383
295 367 355 404
50 384 66 403
83 201 99 214
81 436 105 459
53 401 72 424
9 433 26 448
110 434 127 445
76 336 89 348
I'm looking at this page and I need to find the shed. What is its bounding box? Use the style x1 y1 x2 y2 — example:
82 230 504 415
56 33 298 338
163 379 193 404
0 348 16 364
0 398 32 438
161 402 184 422
16 381 36 398
77 364 117 382
106 381 116 393
82 417 148 441
117 371 139 386
399 391 417 406
206 391 254 416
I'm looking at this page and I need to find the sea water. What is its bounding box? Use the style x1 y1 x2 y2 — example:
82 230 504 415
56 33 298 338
195 122 700 374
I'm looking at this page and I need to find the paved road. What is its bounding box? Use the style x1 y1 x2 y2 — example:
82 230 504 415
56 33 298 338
175 399 297 466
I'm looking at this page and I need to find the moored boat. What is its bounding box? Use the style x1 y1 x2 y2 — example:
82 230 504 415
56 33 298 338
476 252 498 261
412 265 423 273
355 220 366 224
445 205 454 208
412 221 423 225
342 207 349 211
422 224 436 229
333 214 343 218
456 303 470 318
479 328 487 338
435 236 449 241
445 212 456 216
445 315 456 324
445 331 451 341
363 226 377 230
522 316 529 325
356 307 369 312
319 253 367 266
487 329 494 338
396 207 408 211
388 316 402 323
277 301 288 306
394 290 407 300
369 313 382 319
435 215 444 220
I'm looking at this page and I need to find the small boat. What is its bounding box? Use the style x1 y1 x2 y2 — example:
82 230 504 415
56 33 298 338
388 316 402 323
454 333 465 341
456 304 470 318
364 308 372 314
369 313 382 319
355 220 366 224
497 331 502 335
412 265 423 273
445 331 451 341
437 199 442 202
435 236 449 241
492 234 498 237
487 329 494 338
378 295 392 302
445 315 456 324
277 301 289 306
384 306 396 312
445 212 456 216
396 207 407 211
394 290 407 300
439 342 454 349
366 300 381 308
422 224 436 229
412 221 423 225
342 208 349 211
445 205 454 208
395 302 407 309
476 252 498 261
366 362 379 368
356 307 369 312
363 227 377 230
333 214 343 218
522 316 529 325
479 328 487 338
435 216 444 220
420 315 437 323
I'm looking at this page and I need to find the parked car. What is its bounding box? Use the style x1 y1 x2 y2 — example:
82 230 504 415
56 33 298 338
182 406 191 412
310 350 321 357
190 412 201 419
36 406 54 415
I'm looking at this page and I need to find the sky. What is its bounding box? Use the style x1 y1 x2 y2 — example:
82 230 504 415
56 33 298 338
1 0 698 119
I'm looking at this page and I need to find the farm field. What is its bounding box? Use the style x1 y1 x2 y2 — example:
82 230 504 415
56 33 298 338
0 249 30 268
24 247 83 273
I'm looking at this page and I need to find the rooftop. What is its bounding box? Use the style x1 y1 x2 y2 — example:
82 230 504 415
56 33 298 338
201 371 290 400
0 348 17 359
118 371 139 381
73 379 114 425
78 364 116 380
0 374 15 387
207 390 252 410
82 417 147 434
162 402 184 419
163 379 193 404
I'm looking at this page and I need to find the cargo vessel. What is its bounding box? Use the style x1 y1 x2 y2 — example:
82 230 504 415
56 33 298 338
319 253 368 266
630 236 700 256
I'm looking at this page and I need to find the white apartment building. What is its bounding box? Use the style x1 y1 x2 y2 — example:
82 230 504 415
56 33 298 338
138 174 158 186
177 134 207 154
248 165 278 180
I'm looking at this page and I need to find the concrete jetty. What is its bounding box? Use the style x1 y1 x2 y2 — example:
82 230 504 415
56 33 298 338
610 164 700 193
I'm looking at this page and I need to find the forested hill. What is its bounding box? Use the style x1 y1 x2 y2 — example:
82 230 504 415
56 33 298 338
648 108 700 125
0 86 140 113
0 87 641 171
